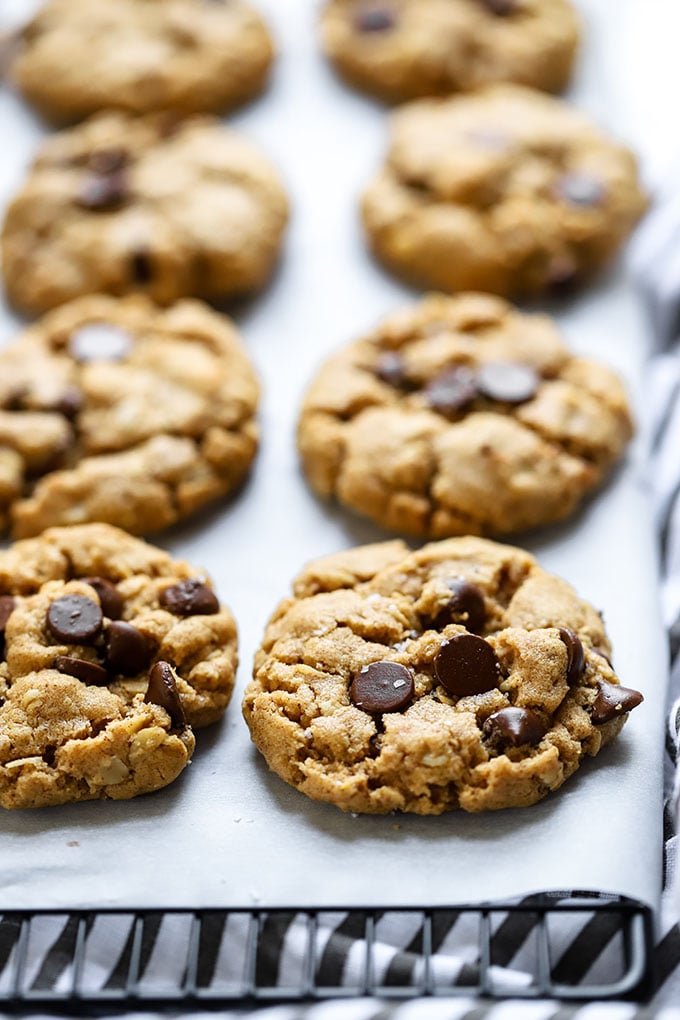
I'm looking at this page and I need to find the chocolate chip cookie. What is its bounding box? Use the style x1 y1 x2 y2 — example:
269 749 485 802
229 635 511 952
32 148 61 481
10 0 274 122
298 293 633 537
0 294 259 538
0 523 238 809
1 112 289 315
321 0 580 103
243 537 643 813
361 85 647 297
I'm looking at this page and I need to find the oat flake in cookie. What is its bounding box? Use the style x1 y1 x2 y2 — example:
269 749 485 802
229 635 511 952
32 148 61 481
11 0 274 122
298 293 633 538
0 524 238 809
243 538 643 814
1 112 289 315
0 295 259 538
320 0 580 103
361 84 647 298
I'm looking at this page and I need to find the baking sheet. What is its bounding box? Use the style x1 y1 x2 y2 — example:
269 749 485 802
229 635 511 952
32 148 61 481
0 0 668 912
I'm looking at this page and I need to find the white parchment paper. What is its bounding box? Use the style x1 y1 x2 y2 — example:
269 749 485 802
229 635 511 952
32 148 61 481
0 0 668 913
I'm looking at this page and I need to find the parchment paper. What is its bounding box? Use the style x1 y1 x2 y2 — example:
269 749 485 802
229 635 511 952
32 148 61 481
0 0 668 913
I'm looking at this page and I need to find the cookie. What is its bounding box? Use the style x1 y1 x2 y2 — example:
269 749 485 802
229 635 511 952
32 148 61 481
361 85 647 298
0 294 259 538
243 536 643 814
297 293 633 537
0 523 238 809
10 0 274 122
1 111 289 315
321 0 580 103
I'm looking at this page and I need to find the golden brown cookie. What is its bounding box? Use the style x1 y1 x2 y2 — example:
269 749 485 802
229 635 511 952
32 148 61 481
1 111 289 315
361 85 647 297
321 0 580 103
298 293 633 538
10 0 274 121
0 524 239 809
244 537 643 814
0 295 259 538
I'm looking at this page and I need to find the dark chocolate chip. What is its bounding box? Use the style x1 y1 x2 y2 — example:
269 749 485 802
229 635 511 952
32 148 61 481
350 660 414 713
47 595 103 644
131 250 154 285
434 633 500 697
483 707 546 748
354 7 396 31
145 661 187 730
0 595 15 632
591 680 643 725
88 146 129 175
81 577 124 620
69 323 133 362
558 627 585 685
105 621 153 676
477 362 539 404
479 0 516 14
159 579 219 617
53 655 109 686
431 579 486 634
76 171 128 211
425 367 478 416
375 352 407 388
556 173 606 208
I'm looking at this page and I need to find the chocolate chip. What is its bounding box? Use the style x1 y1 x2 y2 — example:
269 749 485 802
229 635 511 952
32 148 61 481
426 367 478 416
145 661 187 730
53 655 109 686
477 362 539 404
546 254 580 293
483 707 546 748
76 171 128 211
105 621 152 676
479 0 516 14
81 577 124 620
375 352 407 388
431 579 486 634
558 628 585 685
47 595 103 644
69 323 133 362
354 7 396 31
0 595 15 632
434 633 500 697
159 579 219 617
350 661 414 713
591 680 643 725
556 173 606 207
88 146 128 175
131 250 154 285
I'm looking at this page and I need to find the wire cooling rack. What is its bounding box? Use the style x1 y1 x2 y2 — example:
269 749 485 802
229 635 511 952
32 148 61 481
0 898 653 1009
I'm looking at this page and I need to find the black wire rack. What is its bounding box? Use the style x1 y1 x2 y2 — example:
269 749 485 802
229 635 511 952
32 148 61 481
0 898 653 1010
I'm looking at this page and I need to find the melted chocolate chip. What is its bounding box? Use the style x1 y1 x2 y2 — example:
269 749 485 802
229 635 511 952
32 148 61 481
76 171 128 211
546 254 580 294
435 633 500 697
145 661 187 730
479 0 516 13
558 627 585 685
477 362 539 404
426 367 478 416
483 707 546 748
105 621 153 676
556 173 606 207
47 595 103 644
591 680 643 725
53 655 109 686
88 146 129 175
159 579 219 617
131 250 154 285
431 579 485 634
81 577 124 620
375 352 408 388
350 660 414 713
0 595 15 632
354 7 396 31
69 323 133 363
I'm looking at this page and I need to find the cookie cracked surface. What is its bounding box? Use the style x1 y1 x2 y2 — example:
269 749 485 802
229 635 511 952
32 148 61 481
361 85 646 298
298 293 633 538
0 524 238 809
11 0 274 122
0 295 259 538
243 537 642 814
1 112 289 315
321 0 580 103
